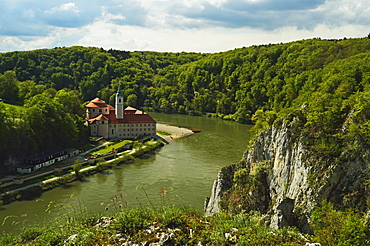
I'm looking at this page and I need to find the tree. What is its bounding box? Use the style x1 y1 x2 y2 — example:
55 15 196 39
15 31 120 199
126 94 138 107
73 159 83 180
23 93 79 151
18 80 46 103
0 71 19 102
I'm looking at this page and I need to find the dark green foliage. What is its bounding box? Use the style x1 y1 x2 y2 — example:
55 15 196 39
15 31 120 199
0 87 86 170
19 227 42 242
1 39 369 125
1 38 370 173
0 205 308 245
115 208 155 235
0 233 14 245
311 200 370 246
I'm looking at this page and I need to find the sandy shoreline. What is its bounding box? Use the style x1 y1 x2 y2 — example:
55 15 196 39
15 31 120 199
156 123 194 142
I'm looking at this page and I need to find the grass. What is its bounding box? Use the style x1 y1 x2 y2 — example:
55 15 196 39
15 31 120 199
90 140 132 155
0 202 309 246
157 130 172 136
3 187 365 245
3 102 24 111
78 141 104 153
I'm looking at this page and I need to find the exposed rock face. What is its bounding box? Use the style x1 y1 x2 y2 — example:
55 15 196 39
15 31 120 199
205 163 239 215
205 119 370 233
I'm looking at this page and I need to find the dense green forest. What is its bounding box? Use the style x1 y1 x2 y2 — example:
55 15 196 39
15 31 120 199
2 37 370 170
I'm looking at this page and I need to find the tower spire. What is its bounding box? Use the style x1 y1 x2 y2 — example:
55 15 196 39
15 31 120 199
117 84 123 97
115 84 124 119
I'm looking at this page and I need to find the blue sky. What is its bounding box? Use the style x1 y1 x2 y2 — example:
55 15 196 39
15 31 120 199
0 0 369 53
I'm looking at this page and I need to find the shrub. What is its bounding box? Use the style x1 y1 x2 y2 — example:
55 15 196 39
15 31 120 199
19 227 42 242
311 200 370 246
114 208 155 235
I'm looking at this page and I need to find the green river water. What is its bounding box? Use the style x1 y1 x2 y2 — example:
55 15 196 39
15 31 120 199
0 113 252 234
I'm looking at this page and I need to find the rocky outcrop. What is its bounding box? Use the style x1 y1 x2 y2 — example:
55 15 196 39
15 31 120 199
205 163 239 215
205 118 370 233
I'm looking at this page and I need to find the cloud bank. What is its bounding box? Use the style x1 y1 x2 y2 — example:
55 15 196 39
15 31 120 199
0 0 369 52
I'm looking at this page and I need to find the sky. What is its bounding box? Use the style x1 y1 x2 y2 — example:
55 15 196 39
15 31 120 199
0 0 369 53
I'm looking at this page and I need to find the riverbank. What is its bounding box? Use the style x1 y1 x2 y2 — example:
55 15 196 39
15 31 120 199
0 123 195 203
156 123 194 142
0 140 164 205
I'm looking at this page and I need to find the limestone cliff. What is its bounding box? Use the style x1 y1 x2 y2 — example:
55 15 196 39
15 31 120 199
205 116 370 233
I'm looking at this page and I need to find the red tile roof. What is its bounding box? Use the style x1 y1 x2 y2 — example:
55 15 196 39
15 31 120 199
86 98 108 108
125 106 137 111
123 113 156 123
87 101 156 124
91 98 106 103
95 114 109 121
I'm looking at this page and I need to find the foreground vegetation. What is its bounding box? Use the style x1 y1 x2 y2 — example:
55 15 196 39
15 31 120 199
0 200 368 245
0 205 301 245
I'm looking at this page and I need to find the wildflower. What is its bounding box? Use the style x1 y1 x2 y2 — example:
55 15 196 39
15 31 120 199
158 189 167 196
21 214 27 217
100 202 104 206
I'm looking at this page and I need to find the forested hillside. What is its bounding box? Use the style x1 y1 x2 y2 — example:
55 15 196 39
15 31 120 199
1 37 370 170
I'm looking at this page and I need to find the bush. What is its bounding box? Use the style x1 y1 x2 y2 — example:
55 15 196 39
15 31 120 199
311 200 370 246
19 227 42 242
115 208 155 235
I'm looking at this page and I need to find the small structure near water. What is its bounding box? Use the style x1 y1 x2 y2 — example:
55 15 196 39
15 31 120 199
17 148 79 174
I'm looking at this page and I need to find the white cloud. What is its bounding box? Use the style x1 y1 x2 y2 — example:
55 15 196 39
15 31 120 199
0 0 369 53
45 3 80 14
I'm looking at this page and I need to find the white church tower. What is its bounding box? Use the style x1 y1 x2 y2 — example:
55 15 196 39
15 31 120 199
115 84 124 119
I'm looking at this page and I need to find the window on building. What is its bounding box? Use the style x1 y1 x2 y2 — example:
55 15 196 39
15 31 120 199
99 109 102 113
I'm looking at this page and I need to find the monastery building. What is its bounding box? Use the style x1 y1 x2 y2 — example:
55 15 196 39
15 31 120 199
86 86 156 139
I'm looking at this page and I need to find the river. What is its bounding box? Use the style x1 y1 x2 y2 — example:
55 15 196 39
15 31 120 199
0 113 252 234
